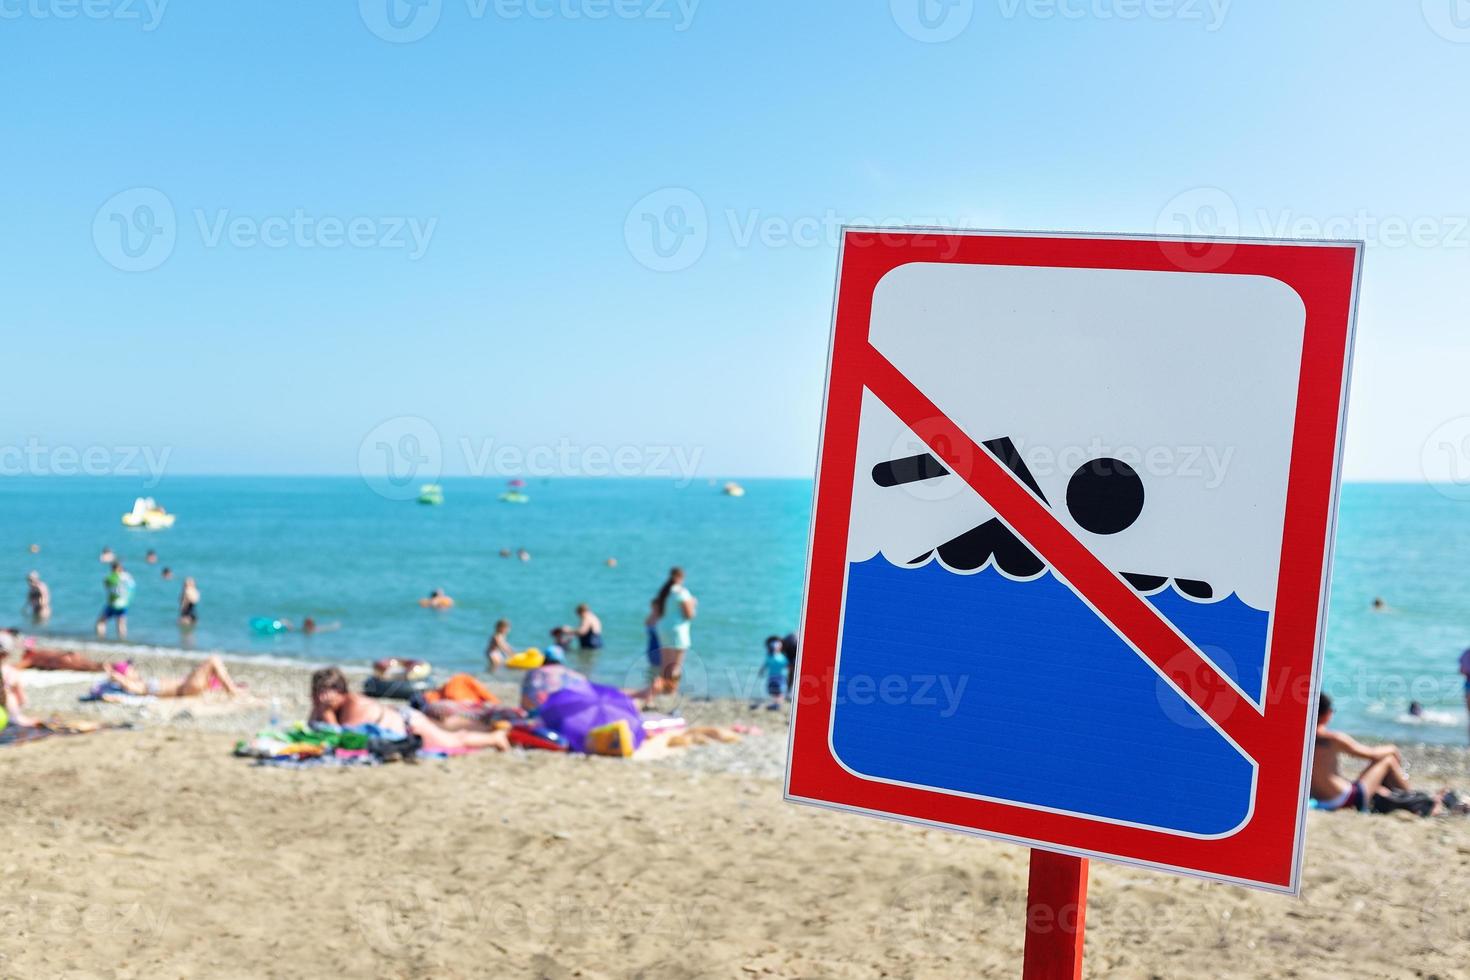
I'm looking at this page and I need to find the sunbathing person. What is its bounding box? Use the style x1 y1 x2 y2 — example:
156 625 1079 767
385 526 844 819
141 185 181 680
106 655 243 698
1 629 105 672
1311 693 1438 815
1 643 37 726
22 648 107 672
308 667 509 752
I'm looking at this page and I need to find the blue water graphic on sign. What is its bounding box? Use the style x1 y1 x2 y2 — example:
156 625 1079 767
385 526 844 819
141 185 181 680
830 557 1267 836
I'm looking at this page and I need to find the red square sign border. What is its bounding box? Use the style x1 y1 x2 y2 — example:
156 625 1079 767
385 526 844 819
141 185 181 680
784 228 1362 894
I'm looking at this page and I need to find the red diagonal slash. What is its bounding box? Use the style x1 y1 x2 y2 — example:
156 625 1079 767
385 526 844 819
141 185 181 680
864 342 1269 762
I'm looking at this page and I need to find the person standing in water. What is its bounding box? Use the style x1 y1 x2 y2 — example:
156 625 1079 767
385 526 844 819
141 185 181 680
95 561 135 640
1460 647 1470 743
24 571 50 624
178 577 201 628
485 619 515 670
649 567 696 697
574 603 603 650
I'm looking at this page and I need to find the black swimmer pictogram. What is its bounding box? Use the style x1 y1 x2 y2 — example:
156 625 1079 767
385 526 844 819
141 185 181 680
871 440 1213 598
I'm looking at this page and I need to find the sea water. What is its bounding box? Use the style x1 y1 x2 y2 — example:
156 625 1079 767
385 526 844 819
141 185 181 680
0 477 1466 745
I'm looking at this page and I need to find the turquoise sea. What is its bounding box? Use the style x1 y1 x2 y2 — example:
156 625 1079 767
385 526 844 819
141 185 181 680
1 478 1467 745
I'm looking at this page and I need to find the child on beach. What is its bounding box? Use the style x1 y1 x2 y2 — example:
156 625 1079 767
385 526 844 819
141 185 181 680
485 619 515 670
752 635 788 711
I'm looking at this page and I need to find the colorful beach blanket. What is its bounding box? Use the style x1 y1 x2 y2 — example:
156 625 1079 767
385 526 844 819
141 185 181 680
0 721 132 748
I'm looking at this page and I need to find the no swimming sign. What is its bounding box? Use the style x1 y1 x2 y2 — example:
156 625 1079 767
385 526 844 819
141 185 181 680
785 229 1361 895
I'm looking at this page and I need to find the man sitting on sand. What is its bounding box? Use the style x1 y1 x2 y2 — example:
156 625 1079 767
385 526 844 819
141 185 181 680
308 667 509 752
1312 693 1437 815
106 655 243 699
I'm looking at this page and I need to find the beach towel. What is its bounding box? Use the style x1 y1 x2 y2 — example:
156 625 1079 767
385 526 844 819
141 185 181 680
0 721 131 748
255 751 380 769
80 680 155 704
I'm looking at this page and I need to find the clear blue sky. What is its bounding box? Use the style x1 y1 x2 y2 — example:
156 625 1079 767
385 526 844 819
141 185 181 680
3 2 1466 481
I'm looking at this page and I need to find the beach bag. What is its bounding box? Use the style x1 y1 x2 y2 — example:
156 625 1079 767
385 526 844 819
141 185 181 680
363 676 430 700
1370 789 1436 818
368 733 422 763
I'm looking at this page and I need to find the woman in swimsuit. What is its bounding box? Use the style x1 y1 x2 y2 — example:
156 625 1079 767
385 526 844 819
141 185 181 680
309 667 509 751
574 604 603 650
106 655 242 698
178 577 201 627
649 567 696 696
24 572 50 624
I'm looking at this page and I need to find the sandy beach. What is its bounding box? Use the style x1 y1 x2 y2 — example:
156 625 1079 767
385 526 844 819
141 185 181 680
0 644 1466 979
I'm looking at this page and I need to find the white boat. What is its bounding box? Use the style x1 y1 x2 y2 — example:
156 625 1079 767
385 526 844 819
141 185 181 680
722 481 745 497
121 496 176 529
